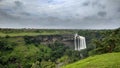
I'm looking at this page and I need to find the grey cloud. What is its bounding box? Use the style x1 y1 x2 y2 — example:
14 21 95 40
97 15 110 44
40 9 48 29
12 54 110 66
82 1 90 6
0 10 15 19
20 12 31 16
13 0 24 10
96 4 106 9
117 7 120 12
92 0 99 7
14 1 23 7
0 0 120 29
0 1 34 18
97 11 107 17
92 0 106 9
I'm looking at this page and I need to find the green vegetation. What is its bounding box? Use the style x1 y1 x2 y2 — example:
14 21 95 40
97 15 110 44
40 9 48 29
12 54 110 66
63 52 120 68
0 28 119 68
89 28 120 55
0 34 82 68
0 29 75 37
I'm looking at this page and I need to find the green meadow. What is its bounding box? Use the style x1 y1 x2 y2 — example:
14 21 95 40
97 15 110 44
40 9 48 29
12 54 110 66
63 52 120 68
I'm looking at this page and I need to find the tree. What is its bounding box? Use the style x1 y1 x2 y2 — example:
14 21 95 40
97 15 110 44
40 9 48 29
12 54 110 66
31 61 41 68
89 28 120 55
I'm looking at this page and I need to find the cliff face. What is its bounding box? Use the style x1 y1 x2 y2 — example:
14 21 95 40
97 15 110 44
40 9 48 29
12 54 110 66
21 34 75 48
37 34 74 48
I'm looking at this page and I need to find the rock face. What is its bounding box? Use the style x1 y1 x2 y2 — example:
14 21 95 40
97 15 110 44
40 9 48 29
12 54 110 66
37 34 74 48
21 34 75 48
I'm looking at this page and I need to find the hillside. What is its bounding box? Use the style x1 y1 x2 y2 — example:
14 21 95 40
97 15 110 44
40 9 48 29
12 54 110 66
63 53 120 68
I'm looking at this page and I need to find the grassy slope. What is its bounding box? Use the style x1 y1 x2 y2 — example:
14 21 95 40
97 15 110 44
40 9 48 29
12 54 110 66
63 53 120 68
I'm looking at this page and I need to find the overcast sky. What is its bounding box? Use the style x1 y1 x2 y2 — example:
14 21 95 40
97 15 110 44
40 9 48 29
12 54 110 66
0 0 120 29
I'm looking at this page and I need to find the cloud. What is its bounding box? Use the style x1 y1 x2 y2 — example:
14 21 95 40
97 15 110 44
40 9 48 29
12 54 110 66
117 7 120 12
97 11 107 17
0 0 120 29
82 1 90 6
14 1 23 7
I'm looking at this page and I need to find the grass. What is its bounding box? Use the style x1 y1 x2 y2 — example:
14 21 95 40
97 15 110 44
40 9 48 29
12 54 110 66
0 30 75 37
63 52 120 68
0 32 57 37
0 32 33 36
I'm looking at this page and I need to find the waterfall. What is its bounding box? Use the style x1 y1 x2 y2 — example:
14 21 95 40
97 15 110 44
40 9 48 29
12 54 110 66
74 34 87 51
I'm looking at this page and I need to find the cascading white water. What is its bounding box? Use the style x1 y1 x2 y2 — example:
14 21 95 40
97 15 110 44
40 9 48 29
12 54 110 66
74 34 86 51
74 34 77 50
